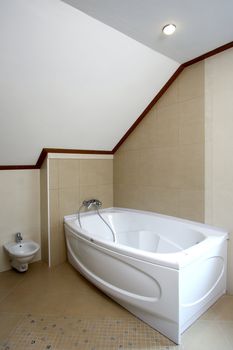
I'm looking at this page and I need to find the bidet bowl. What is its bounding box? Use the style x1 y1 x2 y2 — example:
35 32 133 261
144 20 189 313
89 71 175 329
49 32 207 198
4 240 40 262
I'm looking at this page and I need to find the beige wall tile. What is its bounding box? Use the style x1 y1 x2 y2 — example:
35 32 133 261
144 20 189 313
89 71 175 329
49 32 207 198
113 150 151 186
49 159 59 190
120 103 180 152
114 184 137 209
179 97 204 124
179 143 204 191
49 189 60 266
114 60 205 225
156 79 178 109
119 108 157 151
0 248 11 274
114 184 180 217
179 190 204 222
49 188 67 264
115 146 181 189
58 159 79 189
178 61 204 102
179 118 204 145
80 184 113 209
114 184 155 211
49 189 59 230
40 160 48 263
50 224 66 267
114 147 181 189
140 186 180 217
152 105 180 147
179 96 204 146
149 147 182 189
80 159 113 186
48 157 113 267
113 152 124 185
59 188 79 217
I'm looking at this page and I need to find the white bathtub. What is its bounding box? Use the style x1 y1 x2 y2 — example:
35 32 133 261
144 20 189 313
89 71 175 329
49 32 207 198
64 208 228 344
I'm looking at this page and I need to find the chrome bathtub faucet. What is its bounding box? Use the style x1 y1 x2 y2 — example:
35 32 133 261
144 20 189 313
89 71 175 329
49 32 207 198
15 232 23 244
82 199 102 209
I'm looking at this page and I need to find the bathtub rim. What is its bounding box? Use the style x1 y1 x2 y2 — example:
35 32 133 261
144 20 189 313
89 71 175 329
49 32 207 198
64 207 228 270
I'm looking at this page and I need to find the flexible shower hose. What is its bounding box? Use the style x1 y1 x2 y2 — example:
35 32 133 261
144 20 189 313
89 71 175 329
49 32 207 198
77 204 116 243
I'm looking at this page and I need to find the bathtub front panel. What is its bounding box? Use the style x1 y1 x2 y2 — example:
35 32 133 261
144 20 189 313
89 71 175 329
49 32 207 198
65 229 180 343
179 239 227 332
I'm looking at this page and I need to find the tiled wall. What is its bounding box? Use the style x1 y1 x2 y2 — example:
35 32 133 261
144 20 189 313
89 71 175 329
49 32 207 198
205 48 233 294
40 159 49 264
0 170 41 272
114 61 205 222
48 157 113 266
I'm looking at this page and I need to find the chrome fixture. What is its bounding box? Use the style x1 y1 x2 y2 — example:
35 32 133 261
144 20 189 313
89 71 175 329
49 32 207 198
82 199 102 209
77 199 116 243
15 232 23 244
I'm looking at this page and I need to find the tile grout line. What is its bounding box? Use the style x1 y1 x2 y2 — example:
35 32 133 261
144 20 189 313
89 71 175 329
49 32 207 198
0 273 29 306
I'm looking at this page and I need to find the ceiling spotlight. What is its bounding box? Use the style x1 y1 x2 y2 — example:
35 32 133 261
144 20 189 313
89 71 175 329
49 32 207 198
162 24 176 35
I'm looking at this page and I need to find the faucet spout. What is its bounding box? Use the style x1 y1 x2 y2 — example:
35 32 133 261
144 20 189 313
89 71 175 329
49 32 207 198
15 232 23 244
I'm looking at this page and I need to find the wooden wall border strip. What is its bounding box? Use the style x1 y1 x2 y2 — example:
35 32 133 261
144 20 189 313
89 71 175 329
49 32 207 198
36 148 114 168
1 41 232 170
0 165 37 170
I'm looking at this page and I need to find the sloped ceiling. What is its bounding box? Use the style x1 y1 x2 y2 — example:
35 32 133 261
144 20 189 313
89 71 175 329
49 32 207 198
0 0 232 165
63 0 233 63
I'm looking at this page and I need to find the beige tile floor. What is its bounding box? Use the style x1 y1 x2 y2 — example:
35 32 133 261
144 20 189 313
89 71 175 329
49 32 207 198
0 261 233 349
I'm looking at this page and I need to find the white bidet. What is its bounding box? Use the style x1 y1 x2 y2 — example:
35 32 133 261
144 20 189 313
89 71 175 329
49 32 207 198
4 240 40 272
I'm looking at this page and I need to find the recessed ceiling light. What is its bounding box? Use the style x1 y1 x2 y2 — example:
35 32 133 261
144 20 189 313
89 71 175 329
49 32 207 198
162 24 176 35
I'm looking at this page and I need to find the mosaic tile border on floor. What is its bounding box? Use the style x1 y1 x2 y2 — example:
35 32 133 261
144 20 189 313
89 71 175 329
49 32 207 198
0 313 179 350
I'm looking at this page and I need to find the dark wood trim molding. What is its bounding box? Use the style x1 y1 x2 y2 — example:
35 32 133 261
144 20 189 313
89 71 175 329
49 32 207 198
183 41 233 68
36 148 48 168
1 41 232 169
0 165 36 170
43 148 113 155
36 148 114 168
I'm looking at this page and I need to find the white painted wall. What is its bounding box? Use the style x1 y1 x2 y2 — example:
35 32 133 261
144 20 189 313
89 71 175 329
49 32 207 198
205 48 233 294
0 170 41 272
0 0 179 165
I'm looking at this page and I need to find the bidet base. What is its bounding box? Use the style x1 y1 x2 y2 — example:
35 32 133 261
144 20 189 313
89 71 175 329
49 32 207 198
11 260 28 272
